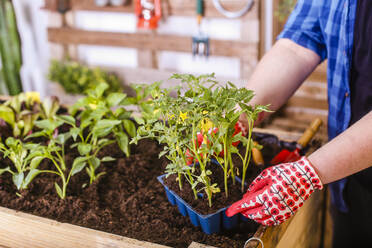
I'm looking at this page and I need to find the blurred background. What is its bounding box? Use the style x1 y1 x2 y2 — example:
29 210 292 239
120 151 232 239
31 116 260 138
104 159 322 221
0 0 327 130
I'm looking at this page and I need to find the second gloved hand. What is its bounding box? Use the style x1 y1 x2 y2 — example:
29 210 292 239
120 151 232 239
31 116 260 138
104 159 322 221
226 157 323 225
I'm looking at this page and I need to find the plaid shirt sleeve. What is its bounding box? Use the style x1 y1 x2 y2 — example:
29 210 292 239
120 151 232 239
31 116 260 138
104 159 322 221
277 0 327 61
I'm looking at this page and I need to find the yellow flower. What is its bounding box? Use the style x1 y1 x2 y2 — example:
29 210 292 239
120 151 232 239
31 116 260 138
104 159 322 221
200 118 213 133
89 103 97 110
25 92 40 104
202 110 208 115
168 114 175 120
179 111 188 122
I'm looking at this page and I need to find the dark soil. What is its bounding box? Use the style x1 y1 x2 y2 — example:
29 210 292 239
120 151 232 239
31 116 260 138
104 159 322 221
0 130 302 248
164 147 264 215
0 137 262 248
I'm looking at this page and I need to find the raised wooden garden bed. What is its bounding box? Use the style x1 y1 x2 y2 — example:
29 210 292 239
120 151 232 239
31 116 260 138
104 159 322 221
0 128 326 248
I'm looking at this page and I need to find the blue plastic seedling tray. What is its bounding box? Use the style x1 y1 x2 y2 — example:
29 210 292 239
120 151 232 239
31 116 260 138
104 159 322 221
157 174 249 234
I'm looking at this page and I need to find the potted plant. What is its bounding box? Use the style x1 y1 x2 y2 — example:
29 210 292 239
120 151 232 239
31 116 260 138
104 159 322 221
132 74 270 234
47 60 123 105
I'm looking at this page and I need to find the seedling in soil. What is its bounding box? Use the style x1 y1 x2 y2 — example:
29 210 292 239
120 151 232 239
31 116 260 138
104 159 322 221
69 82 136 183
26 118 81 199
134 73 270 207
0 92 40 138
0 137 45 191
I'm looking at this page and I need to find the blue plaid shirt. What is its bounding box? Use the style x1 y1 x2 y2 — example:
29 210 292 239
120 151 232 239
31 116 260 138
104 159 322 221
278 0 358 212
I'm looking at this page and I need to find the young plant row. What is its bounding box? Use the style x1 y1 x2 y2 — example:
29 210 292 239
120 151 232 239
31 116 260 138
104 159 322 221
132 74 270 207
0 83 136 199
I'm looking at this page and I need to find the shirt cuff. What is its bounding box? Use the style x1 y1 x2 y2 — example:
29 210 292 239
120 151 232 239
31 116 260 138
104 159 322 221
278 30 327 62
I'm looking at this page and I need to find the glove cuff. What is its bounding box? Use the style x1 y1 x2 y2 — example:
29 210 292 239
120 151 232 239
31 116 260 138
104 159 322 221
295 156 324 190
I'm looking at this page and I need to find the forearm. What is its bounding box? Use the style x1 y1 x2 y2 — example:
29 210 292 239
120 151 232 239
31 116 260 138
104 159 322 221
309 111 372 184
242 39 321 124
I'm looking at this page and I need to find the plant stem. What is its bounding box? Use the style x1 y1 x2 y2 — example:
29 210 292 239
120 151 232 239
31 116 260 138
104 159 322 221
186 170 197 200
88 158 95 185
229 151 236 184
191 123 212 206
177 172 182 190
180 149 197 199
241 119 253 192
223 135 228 198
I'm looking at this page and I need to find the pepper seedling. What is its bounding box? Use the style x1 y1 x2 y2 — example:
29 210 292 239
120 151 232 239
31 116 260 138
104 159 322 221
0 137 45 192
69 82 136 184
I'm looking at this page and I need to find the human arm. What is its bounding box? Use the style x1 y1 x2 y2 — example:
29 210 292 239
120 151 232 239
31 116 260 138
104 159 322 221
227 111 372 225
309 110 372 184
240 38 321 126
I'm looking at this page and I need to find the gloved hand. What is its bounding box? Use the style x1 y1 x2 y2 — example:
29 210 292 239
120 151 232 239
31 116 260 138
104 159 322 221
226 156 323 225
185 121 247 165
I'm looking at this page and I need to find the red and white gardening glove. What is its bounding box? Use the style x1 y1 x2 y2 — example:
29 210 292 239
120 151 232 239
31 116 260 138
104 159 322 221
185 121 247 165
226 157 323 226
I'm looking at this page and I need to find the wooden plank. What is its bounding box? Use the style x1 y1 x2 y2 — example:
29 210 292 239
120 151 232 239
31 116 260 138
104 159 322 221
52 0 259 19
138 49 158 68
286 96 328 110
258 0 266 59
307 61 327 83
247 181 326 248
253 127 302 142
188 242 217 248
0 207 169 248
275 190 325 248
48 27 258 59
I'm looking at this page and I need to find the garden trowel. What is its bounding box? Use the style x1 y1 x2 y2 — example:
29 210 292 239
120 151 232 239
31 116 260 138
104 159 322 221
270 118 323 164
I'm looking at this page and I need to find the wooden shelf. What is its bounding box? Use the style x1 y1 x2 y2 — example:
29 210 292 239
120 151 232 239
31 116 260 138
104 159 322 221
48 27 258 59
43 0 259 19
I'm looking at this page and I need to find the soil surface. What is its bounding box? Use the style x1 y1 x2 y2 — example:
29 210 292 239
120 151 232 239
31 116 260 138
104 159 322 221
0 132 295 248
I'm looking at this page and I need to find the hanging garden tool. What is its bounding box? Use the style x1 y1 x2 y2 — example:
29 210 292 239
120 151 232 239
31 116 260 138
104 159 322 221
135 0 162 29
57 0 70 13
212 0 253 18
192 0 209 57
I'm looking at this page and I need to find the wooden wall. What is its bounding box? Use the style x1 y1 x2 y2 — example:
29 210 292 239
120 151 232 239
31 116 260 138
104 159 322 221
44 0 260 82
45 0 329 136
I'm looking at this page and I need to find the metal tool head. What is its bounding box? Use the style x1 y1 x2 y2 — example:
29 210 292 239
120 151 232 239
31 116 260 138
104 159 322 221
192 36 210 57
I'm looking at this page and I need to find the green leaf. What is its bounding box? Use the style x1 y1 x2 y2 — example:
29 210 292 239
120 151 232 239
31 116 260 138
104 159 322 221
56 133 71 145
115 132 129 157
101 156 115 162
69 127 80 141
35 119 63 132
134 116 145 125
89 157 100 170
95 119 122 130
30 156 44 170
77 143 92 156
70 143 78 149
0 166 10 175
107 92 126 107
58 115 75 126
54 182 63 199
12 172 24 190
94 82 109 97
23 169 42 189
123 119 136 137
93 120 121 138
71 157 88 176
25 131 46 140
95 171 106 180
5 137 17 148
0 105 15 125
